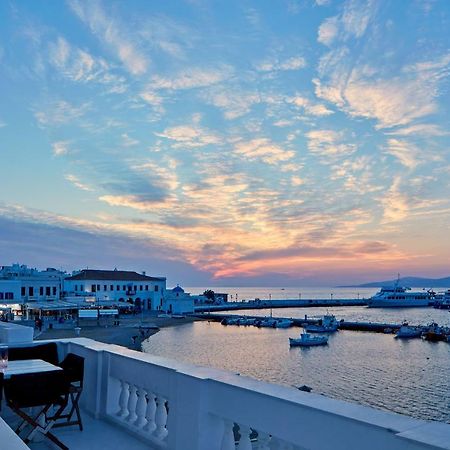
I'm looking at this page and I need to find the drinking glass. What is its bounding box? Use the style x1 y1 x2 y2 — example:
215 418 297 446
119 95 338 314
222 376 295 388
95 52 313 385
0 345 8 369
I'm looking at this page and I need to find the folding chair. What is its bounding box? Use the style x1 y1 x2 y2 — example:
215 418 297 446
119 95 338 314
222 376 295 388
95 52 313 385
4 370 70 450
54 353 85 431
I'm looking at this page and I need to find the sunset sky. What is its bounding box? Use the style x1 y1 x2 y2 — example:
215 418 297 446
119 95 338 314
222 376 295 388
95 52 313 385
0 0 449 286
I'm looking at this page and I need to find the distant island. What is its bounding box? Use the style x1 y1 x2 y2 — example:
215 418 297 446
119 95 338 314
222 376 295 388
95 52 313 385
340 276 450 288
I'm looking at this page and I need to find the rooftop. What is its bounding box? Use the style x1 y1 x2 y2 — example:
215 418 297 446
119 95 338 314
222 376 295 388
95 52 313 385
66 269 166 282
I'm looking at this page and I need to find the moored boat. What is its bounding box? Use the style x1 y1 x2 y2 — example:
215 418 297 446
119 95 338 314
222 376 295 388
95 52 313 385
434 290 450 309
422 322 450 342
274 318 293 328
395 322 422 338
289 332 328 347
368 280 435 308
304 314 339 333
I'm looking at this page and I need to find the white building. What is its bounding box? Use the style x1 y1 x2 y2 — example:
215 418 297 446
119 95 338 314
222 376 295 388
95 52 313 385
64 269 166 310
162 285 194 314
0 264 64 305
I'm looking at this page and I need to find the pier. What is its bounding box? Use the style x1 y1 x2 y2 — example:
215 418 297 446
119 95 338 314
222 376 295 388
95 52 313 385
194 298 367 312
194 313 403 333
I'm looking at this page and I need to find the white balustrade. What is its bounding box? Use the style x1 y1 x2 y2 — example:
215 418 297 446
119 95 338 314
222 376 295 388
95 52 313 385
126 384 138 423
51 338 450 450
116 380 129 418
144 392 157 433
155 396 169 440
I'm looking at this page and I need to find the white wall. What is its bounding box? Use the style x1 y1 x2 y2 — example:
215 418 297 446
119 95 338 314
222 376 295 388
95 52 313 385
64 278 166 310
0 279 21 304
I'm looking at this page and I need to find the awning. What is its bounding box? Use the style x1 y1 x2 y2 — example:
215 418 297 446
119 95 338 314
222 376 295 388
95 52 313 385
25 301 81 311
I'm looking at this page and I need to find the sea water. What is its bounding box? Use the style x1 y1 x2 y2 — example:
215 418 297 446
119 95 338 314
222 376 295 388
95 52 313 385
142 287 450 423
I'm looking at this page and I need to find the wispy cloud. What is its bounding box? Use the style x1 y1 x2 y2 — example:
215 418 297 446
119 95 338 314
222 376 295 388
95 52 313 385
65 174 93 191
151 66 233 90
385 139 419 169
156 125 220 148
68 0 149 75
256 56 306 72
52 141 71 156
234 138 295 164
121 133 140 147
288 95 334 116
306 130 356 157
34 100 90 127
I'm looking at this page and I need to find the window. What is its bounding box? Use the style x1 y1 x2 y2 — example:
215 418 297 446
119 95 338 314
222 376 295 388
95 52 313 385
75 285 78 292
97 284 100 291
104 285 107 291
116 285 120 291
140 285 143 291
29 287 34 297
134 285 137 292
123 285 126 291
0 293 3 300
110 285 114 291
80 285 84 291
92 284 96 292
154 285 159 292
40 287 44 295
53 287 57 295
5 292 13 300
145 285 148 291
21 287 25 296
45 287 50 296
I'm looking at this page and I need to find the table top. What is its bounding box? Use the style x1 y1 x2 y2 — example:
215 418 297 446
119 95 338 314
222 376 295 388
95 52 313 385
1 359 62 379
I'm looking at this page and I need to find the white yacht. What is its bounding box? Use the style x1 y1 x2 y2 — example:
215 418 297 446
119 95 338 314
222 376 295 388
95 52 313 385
368 285 435 308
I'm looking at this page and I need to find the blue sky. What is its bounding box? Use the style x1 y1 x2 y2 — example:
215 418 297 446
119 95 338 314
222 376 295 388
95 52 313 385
0 0 449 286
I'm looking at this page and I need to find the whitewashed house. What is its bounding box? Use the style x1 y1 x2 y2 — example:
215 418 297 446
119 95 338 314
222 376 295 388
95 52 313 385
64 269 166 310
0 264 65 305
162 285 194 314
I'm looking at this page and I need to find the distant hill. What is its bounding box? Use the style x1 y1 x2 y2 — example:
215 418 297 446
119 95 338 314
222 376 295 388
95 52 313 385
340 276 450 288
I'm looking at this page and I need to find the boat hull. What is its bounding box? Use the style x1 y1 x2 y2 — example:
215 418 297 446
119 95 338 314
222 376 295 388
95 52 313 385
304 325 338 333
368 299 432 308
289 337 328 347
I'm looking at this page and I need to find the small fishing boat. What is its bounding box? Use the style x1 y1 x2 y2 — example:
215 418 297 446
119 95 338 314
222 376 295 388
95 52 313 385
274 318 293 328
257 318 277 328
289 332 328 347
422 322 449 342
395 322 422 338
304 314 339 333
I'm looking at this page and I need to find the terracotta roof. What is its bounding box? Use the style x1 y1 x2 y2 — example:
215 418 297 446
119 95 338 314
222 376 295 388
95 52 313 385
66 269 165 282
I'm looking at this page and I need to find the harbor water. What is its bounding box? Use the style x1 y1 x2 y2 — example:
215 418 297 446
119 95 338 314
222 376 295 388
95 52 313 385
143 287 450 423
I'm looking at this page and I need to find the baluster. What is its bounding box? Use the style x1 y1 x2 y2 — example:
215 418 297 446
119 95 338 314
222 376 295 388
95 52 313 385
221 420 236 450
134 387 148 428
143 392 157 433
154 396 168 440
116 380 129 418
257 431 271 450
126 384 138 423
238 425 252 450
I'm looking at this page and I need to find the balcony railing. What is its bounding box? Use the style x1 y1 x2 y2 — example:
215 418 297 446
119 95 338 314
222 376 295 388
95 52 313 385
42 337 450 450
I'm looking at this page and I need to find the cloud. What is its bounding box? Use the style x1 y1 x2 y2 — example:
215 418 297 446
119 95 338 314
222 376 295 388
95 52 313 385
52 141 71 156
34 100 90 127
202 88 261 119
318 16 339 46
48 36 127 92
234 138 295 164
65 174 93 191
256 56 306 72
151 66 233 90
306 130 356 157
121 133 140 147
381 177 409 223
385 139 419 169
288 95 334 116
68 0 149 75
156 125 220 148
0 120 6 128
385 124 449 137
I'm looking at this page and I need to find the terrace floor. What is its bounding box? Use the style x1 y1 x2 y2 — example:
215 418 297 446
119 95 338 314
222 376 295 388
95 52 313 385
1 407 150 450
